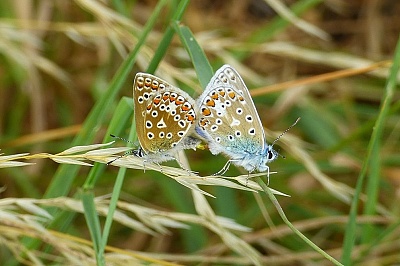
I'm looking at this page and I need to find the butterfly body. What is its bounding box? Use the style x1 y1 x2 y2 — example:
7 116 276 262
133 73 200 164
196 65 278 173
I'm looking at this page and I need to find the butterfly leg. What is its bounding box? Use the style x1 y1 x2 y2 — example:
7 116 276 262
132 147 153 173
141 159 147 172
213 160 232 176
169 153 197 175
155 161 163 173
172 157 195 175
246 172 250 186
133 157 163 173
266 165 270 186
245 165 258 186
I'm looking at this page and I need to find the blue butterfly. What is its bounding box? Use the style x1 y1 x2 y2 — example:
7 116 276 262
196 65 298 176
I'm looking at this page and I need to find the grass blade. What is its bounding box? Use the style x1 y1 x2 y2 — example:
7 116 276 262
341 35 400 264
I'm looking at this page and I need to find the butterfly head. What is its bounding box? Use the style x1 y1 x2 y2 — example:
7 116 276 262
265 145 278 162
266 117 301 161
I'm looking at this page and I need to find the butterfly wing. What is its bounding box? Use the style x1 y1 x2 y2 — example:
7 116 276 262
196 65 266 169
209 65 266 149
133 73 197 156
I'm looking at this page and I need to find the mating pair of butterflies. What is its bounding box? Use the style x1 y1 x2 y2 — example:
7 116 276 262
130 64 284 176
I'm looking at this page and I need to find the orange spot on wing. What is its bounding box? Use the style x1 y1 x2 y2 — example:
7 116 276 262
228 92 236 99
202 108 211 116
181 105 190 111
211 92 219 100
186 115 195 122
199 118 210 129
206 99 215 107
151 83 158 90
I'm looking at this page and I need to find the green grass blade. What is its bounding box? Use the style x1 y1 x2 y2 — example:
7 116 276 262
75 0 170 262
100 97 135 252
146 0 190 74
341 35 400 265
22 16 152 261
44 0 168 200
171 21 217 251
143 1 208 252
173 22 213 88
83 97 133 189
81 191 104 266
78 97 133 265
258 177 344 266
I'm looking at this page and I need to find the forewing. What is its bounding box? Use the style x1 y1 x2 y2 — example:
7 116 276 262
210 65 265 146
197 65 265 155
134 73 171 152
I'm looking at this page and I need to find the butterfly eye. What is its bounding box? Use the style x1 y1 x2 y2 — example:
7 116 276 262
266 147 278 161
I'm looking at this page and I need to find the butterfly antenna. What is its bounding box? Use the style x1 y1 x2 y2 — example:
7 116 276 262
110 134 136 145
275 147 286 159
271 117 300 147
107 135 141 165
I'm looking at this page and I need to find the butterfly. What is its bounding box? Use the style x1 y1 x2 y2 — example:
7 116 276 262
109 72 201 168
196 65 298 176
